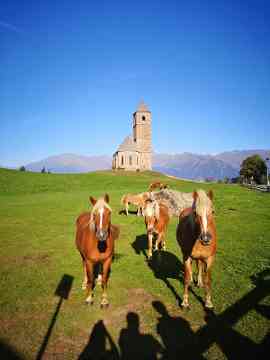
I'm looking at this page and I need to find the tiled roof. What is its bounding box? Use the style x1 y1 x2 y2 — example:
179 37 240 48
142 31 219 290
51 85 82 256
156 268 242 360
117 136 139 152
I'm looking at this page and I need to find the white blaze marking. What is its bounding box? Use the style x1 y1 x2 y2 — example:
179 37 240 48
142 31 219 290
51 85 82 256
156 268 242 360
99 208 104 229
202 210 208 233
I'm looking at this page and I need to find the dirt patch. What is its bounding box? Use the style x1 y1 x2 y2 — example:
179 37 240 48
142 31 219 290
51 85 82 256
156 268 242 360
103 288 155 330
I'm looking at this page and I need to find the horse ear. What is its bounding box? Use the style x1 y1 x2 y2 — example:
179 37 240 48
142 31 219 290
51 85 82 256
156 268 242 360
193 191 198 201
104 193 110 203
89 196 97 206
208 190 214 201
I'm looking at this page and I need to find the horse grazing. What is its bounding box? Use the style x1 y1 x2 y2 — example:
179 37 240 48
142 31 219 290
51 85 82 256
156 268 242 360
75 194 120 307
177 189 217 309
121 192 150 216
148 181 168 192
143 199 170 259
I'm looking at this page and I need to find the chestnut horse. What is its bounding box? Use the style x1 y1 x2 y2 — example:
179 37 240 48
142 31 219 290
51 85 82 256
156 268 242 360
75 194 120 307
148 181 168 192
121 192 150 216
177 189 216 309
143 199 170 259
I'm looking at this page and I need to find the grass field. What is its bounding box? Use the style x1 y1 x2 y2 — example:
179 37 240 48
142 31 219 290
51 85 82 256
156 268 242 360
0 168 269 359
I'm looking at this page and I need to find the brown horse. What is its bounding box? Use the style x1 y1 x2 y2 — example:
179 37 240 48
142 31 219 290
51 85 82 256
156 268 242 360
148 181 168 192
121 192 150 216
177 189 217 309
143 198 170 259
75 194 120 307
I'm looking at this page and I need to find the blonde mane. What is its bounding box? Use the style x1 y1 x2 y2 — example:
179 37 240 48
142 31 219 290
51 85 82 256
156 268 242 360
194 190 212 216
89 198 112 230
144 199 160 219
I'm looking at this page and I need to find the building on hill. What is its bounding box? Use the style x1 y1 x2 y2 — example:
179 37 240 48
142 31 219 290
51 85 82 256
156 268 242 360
112 101 152 171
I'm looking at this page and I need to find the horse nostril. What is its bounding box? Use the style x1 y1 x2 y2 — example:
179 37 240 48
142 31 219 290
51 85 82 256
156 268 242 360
201 232 212 244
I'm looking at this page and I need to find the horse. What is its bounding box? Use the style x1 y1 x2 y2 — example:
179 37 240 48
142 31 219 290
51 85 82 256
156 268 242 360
176 189 217 309
152 189 194 217
143 198 170 259
148 181 168 192
121 192 150 216
75 194 120 307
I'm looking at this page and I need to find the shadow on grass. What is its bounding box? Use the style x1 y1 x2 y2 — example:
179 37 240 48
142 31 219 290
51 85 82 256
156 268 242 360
36 274 74 360
78 268 269 359
79 312 164 359
132 234 183 305
118 210 138 216
0 339 25 360
79 320 120 360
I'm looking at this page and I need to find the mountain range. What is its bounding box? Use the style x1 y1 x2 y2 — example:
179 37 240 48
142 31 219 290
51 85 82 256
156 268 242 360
22 149 270 180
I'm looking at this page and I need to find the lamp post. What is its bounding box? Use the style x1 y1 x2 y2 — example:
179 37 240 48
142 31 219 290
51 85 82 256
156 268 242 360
266 158 270 186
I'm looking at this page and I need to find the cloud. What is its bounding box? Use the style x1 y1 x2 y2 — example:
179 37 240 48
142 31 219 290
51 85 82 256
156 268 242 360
0 20 22 34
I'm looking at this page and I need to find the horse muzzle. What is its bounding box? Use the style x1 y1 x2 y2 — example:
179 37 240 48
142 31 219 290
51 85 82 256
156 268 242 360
200 232 212 246
96 229 108 242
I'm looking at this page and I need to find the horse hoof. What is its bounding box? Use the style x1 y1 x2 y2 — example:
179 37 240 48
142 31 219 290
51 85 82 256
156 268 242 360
100 302 109 309
205 302 214 309
85 299 94 305
85 296 94 305
181 301 190 309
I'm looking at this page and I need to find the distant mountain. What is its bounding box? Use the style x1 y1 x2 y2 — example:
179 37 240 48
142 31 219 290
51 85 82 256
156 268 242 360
22 149 270 180
25 154 112 173
153 150 270 180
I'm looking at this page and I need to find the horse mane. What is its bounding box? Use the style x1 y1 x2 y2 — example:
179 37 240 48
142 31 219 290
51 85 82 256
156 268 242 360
89 198 112 230
144 199 160 219
194 190 212 216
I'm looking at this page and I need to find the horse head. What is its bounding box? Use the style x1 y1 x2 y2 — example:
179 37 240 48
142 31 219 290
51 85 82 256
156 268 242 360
89 194 112 243
192 189 214 246
144 198 160 233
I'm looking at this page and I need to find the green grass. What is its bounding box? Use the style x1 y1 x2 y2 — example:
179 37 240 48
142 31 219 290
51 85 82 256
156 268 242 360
0 168 269 359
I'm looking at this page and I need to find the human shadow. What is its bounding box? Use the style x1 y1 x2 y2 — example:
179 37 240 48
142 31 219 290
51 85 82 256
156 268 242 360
79 320 119 360
118 312 164 360
152 301 205 359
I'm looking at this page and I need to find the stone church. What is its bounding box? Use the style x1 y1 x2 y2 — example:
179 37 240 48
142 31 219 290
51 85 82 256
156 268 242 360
112 101 152 171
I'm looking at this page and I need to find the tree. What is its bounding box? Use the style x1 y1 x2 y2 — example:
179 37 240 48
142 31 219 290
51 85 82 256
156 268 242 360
19 166 26 172
240 155 267 184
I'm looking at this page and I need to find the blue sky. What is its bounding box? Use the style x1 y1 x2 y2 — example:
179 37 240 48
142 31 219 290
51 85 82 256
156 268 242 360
1 0 270 167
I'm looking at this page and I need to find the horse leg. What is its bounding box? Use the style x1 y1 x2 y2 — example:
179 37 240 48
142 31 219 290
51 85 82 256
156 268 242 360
96 263 102 286
81 258 88 290
100 258 111 308
197 259 205 288
125 202 129 216
204 256 215 309
85 260 94 305
182 258 192 308
137 206 142 216
148 233 153 259
155 232 165 251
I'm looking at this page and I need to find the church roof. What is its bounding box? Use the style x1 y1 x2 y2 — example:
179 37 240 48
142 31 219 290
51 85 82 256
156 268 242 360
117 136 139 152
137 100 150 112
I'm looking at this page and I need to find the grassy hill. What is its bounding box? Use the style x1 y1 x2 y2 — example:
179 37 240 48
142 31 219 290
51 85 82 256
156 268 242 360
0 168 269 359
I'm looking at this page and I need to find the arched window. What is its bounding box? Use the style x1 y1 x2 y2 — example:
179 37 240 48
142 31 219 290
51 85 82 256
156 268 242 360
121 156 124 166
129 156 132 166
